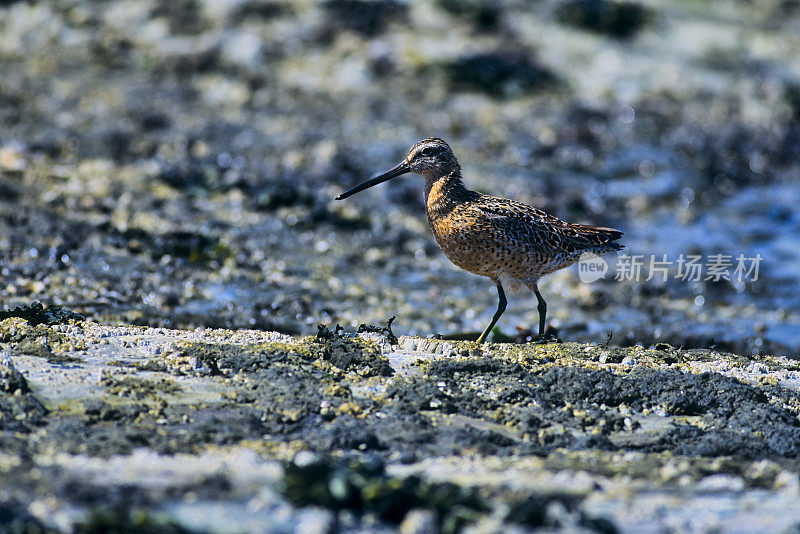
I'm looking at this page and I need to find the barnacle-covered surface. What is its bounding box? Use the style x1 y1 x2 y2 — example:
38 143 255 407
2 317 800 531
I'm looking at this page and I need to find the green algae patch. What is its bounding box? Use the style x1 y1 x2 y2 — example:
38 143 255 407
0 317 37 344
0 317 88 361
7 324 800 466
0 301 84 327
134 359 169 372
15 333 85 364
165 327 393 379
101 375 182 400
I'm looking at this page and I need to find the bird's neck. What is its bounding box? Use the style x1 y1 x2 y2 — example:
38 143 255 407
425 168 472 219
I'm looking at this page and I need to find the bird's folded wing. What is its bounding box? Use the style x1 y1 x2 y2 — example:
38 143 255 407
473 201 622 256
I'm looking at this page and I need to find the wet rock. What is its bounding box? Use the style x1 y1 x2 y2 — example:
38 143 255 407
436 0 502 32
150 0 210 35
168 47 222 76
111 226 234 266
399 509 437 534
0 89 23 126
303 204 372 230
27 131 70 158
196 75 252 108
131 110 172 132
784 81 800 120
505 494 546 528
251 181 314 211
157 161 224 190
99 129 135 162
0 355 28 394
220 30 266 69
283 454 488 529
683 120 800 191
316 325 394 376
0 387 48 432
321 0 408 38
0 499 53 534
555 0 650 39
230 1 290 23
15 335 56 359
152 231 231 264
441 51 557 97
0 178 20 200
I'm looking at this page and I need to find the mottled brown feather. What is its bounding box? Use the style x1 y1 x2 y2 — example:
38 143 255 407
421 163 623 286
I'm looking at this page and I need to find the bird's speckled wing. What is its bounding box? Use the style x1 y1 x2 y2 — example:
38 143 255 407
469 195 623 257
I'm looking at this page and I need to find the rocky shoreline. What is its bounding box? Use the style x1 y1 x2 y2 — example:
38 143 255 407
3 311 800 532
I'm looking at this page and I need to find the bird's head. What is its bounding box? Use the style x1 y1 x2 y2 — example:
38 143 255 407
335 138 459 200
404 138 458 179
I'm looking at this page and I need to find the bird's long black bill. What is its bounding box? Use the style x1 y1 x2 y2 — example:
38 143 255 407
335 162 410 200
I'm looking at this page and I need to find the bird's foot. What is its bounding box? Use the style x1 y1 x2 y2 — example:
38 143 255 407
532 328 561 344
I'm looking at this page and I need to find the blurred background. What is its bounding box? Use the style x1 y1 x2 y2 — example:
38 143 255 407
0 0 798 356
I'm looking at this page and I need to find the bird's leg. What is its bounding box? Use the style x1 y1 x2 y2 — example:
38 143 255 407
476 281 507 344
534 287 547 339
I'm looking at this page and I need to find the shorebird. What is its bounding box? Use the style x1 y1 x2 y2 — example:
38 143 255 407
336 138 623 343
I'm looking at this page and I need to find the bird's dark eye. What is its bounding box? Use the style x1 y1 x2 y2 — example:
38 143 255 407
420 147 436 157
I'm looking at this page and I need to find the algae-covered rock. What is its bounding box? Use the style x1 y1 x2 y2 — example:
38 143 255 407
0 302 84 327
1 317 87 362
2 322 800 531
315 324 394 377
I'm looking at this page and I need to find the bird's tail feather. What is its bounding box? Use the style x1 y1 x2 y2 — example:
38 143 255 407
564 224 624 253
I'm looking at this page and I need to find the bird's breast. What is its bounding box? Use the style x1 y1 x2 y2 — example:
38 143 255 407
426 206 502 277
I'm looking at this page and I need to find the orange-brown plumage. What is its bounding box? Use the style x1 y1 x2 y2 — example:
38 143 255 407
337 138 623 343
